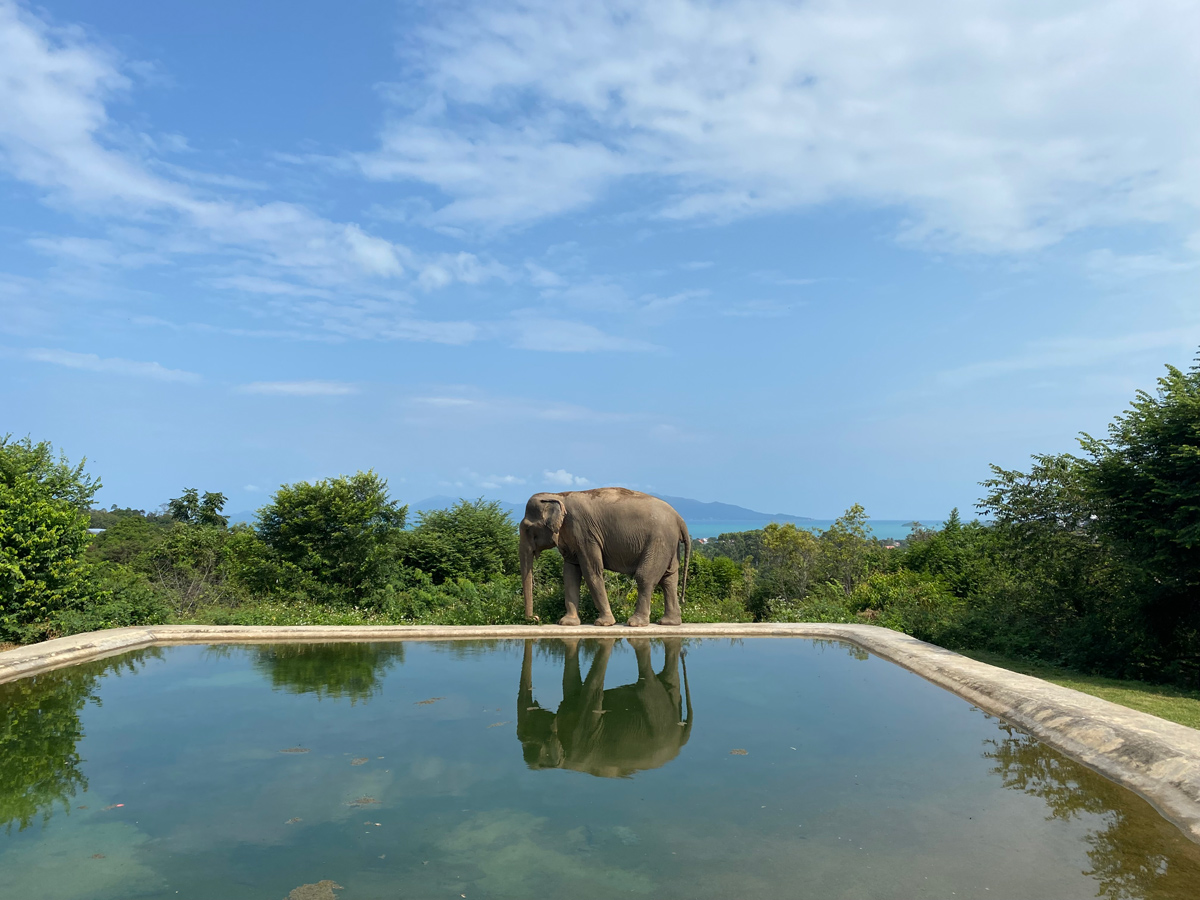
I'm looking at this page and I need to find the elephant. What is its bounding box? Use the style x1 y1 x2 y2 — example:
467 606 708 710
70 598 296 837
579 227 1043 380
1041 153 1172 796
519 488 691 627
516 638 693 778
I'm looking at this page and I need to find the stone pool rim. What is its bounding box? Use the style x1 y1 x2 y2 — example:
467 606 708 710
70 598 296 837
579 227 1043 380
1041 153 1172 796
3 622 1200 845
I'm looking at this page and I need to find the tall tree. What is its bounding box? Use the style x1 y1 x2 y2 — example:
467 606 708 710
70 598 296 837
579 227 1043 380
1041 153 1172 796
1082 357 1200 661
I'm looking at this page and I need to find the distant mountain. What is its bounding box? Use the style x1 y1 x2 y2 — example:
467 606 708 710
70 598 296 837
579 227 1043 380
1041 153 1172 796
408 493 809 530
652 495 814 526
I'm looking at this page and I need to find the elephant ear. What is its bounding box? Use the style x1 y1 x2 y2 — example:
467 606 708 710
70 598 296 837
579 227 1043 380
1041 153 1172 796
541 496 566 537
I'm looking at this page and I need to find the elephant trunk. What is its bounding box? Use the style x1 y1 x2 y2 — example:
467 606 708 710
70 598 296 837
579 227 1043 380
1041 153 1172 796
520 537 536 619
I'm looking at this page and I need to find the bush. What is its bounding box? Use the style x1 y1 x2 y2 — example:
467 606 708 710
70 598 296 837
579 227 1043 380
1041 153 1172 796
847 570 963 644
0 437 100 642
402 499 518 584
256 471 407 603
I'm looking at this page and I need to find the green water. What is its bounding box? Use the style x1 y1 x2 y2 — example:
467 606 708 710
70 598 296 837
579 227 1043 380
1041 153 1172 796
2 639 1198 900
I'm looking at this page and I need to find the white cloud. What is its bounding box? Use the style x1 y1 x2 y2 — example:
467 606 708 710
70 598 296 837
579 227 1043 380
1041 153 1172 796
26 347 200 382
238 380 358 396
0 1 493 346
543 468 589 487
359 0 1200 251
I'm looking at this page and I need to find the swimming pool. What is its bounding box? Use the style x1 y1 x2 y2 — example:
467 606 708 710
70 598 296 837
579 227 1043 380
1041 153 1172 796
2 637 1198 899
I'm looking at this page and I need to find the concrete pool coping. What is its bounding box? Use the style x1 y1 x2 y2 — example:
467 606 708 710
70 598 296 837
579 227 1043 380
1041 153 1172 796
3 622 1200 843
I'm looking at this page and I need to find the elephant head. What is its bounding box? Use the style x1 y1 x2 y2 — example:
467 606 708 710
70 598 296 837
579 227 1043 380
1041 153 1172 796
516 638 693 778
519 493 566 619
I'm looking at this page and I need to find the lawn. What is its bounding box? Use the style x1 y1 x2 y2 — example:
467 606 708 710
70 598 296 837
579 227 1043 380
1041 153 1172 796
961 649 1200 731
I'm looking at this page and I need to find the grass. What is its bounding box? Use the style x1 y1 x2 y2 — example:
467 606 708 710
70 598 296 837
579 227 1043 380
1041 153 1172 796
960 649 1200 730
0 642 17 654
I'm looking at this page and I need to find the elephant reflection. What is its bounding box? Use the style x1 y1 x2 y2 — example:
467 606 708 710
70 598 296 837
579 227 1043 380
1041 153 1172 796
517 638 692 778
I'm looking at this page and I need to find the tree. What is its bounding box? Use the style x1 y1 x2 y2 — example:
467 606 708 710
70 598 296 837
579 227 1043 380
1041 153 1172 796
0 437 100 641
1082 357 1200 666
167 488 229 528
816 504 875 595
256 471 407 602
977 453 1124 668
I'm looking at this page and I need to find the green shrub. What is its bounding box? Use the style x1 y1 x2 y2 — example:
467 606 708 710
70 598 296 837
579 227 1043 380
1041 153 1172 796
0 437 100 642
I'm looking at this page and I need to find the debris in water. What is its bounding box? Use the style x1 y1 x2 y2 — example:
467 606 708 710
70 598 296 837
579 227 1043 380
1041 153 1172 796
730 749 748 755
279 748 309 754
91 854 105 859
351 757 368 766
102 803 125 810
379 854 386 859
487 721 510 728
415 697 444 705
285 818 302 824
284 880 343 900
347 796 380 808
77 805 88 810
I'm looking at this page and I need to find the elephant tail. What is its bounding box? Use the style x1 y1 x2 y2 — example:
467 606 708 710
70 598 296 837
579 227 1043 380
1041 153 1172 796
679 519 692 606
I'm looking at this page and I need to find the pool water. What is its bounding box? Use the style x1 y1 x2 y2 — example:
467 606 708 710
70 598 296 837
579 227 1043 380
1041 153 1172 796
2 638 1198 900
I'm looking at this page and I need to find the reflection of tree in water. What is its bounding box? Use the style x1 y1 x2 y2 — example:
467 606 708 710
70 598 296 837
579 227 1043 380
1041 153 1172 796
0 651 158 833
517 638 692 778
984 723 1200 900
252 642 405 704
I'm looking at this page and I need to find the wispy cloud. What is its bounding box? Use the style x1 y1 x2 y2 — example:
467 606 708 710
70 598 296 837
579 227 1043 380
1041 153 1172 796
0 1 497 348
357 0 1200 252
510 315 657 352
939 328 1200 385
25 348 200 382
238 380 358 396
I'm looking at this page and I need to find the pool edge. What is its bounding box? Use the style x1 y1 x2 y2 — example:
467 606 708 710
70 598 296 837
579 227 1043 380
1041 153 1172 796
3 622 1199 844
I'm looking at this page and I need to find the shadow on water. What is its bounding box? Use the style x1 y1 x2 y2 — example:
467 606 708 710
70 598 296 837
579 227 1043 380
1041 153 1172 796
250 642 406 704
517 637 692 778
984 722 1200 900
0 650 159 833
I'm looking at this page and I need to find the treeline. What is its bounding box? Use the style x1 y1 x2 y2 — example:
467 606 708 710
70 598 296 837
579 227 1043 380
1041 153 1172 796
2 355 1197 684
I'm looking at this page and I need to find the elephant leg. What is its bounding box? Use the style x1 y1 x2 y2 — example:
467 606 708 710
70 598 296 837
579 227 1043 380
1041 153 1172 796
630 638 654 681
560 560 583 626
581 554 616 626
562 639 583 703
658 568 682 626
627 575 654 627
658 637 683 711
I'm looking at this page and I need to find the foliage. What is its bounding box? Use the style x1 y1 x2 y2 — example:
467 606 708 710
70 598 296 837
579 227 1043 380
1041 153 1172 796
402 499 518 584
167 488 230 528
0 437 101 642
88 514 168 566
256 471 407 604
88 505 171 530
1082 359 1200 672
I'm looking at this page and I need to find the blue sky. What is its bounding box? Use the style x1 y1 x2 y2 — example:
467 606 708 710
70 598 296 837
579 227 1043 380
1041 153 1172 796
2 0 1197 519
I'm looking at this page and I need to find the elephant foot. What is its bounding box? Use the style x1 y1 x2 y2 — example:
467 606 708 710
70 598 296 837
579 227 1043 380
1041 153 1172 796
558 614 581 626
594 614 617 626
626 614 651 627
657 615 682 626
